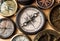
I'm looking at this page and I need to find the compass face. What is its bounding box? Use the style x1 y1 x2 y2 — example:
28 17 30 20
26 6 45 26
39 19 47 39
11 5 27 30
0 18 15 38
34 30 60 41
37 0 54 9
50 5 60 32
16 6 45 34
12 35 30 41
0 0 17 17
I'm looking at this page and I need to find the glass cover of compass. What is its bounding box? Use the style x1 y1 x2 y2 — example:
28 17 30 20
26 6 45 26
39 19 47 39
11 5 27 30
0 18 15 39
37 0 54 9
11 35 31 41
0 0 17 17
16 6 45 34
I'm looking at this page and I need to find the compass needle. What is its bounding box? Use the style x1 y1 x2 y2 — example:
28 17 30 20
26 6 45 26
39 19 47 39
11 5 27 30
31 21 36 29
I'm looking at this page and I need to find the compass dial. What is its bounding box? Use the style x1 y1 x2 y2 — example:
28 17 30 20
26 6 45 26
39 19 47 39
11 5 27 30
37 0 54 9
49 4 60 32
16 6 45 34
0 0 17 17
34 30 60 41
11 34 31 41
0 18 15 39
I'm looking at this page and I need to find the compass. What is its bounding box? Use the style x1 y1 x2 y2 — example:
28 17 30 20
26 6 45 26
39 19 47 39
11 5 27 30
37 0 54 9
0 0 17 17
49 4 60 32
16 6 45 34
0 18 15 39
34 30 60 41
17 0 34 5
11 34 31 41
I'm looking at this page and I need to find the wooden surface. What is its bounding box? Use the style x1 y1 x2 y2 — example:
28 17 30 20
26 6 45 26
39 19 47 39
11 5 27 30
0 0 60 41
